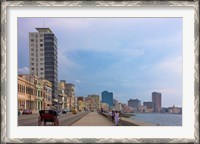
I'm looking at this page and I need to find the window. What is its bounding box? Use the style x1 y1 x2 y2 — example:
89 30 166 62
31 39 34 42
40 49 43 51
40 39 43 42
40 53 43 56
31 53 34 56
31 44 34 47
40 63 43 65
31 58 34 61
40 58 43 61
31 68 34 70
40 44 43 47
40 68 43 70
40 34 43 37
31 63 34 66
31 48 34 51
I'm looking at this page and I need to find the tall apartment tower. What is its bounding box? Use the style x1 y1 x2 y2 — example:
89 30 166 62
101 91 113 107
29 28 58 106
152 92 162 112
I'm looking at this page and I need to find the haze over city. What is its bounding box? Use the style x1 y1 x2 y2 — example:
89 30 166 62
18 18 182 107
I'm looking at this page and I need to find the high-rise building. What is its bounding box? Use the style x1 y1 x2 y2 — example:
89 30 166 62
128 99 141 112
152 92 162 112
101 91 113 107
29 28 58 106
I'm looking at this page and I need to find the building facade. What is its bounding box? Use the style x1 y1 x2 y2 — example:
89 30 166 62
18 74 52 113
152 91 162 112
101 91 113 107
128 99 141 112
66 83 75 111
58 80 68 110
143 101 153 112
77 96 85 111
29 28 58 107
88 95 100 111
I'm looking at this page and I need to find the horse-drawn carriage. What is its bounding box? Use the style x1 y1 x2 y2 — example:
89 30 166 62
38 110 59 126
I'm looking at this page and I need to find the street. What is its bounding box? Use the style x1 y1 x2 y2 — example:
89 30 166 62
18 111 89 126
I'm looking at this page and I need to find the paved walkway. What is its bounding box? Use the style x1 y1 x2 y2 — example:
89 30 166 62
71 112 115 126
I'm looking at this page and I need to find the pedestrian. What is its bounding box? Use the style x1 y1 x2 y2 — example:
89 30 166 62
114 111 120 126
45 104 51 110
112 110 115 122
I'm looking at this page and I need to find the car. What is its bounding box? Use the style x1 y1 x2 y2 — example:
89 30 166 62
22 109 32 115
62 109 67 114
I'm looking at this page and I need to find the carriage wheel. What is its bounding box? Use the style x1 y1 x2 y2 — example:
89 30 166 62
38 116 42 126
56 118 59 126
54 117 59 126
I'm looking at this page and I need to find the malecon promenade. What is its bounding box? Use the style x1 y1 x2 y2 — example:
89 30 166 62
72 112 155 126
72 112 114 126
18 111 155 126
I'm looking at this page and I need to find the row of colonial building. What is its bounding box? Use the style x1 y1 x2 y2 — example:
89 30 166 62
18 74 107 112
18 74 135 113
18 74 76 112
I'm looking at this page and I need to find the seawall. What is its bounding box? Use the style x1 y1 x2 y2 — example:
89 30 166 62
101 112 156 126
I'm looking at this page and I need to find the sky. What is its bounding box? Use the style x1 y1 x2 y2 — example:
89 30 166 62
18 18 182 107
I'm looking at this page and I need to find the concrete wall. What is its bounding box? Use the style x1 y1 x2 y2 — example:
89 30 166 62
101 112 156 126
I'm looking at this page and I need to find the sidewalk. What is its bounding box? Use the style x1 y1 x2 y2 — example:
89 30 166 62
71 112 115 126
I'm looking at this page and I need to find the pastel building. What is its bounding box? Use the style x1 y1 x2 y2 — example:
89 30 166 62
18 74 52 113
88 95 100 110
66 83 75 111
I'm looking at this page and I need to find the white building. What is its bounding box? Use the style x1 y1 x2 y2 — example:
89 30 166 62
29 28 58 107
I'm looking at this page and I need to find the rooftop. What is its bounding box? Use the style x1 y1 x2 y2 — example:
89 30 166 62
36 28 53 33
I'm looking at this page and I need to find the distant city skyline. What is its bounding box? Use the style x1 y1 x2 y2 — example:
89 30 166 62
18 18 183 107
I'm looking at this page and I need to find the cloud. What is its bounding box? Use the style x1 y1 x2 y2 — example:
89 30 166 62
75 80 81 84
18 67 29 74
155 56 182 74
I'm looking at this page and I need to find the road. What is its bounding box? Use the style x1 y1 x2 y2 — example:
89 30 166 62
18 111 89 126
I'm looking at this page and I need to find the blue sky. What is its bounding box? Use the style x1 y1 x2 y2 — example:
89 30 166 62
18 18 182 107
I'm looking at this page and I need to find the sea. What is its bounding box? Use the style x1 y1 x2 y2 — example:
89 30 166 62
129 113 182 126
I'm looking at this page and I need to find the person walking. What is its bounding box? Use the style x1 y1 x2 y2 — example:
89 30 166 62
114 111 120 126
112 110 115 122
